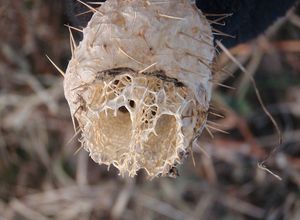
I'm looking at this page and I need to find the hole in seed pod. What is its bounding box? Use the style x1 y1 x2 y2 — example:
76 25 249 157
129 100 135 108
89 109 132 165
125 76 131 81
113 80 120 85
141 115 178 170
151 106 158 116
118 106 128 113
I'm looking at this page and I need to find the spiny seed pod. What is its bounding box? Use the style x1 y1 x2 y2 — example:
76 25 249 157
64 0 214 178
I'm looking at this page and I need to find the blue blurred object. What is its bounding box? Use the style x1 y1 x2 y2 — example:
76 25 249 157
196 0 298 47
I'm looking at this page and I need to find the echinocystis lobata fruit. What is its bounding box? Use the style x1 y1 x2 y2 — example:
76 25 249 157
64 0 215 178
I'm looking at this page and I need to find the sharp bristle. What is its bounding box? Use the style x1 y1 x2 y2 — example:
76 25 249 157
208 20 225 26
213 67 234 77
213 81 236 90
67 128 81 145
212 28 236 39
138 62 157 74
46 55 65 77
87 1 103 5
69 35 74 56
203 13 233 18
158 13 184 20
71 113 78 133
191 148 196 167
207 14 232 26
180 67 207 77
178 31 214 48
194 142 210 158
76 0 103 15
64 24 83 33
209 111 224 118
67 27 77 56
76 9 93 17
147 1 170 5
207 120 225 127
119 47 144 65
205 126 214 139
74 144 84 155
206 124 229 134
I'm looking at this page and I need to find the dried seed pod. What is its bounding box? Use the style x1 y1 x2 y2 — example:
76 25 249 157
64 0 214 178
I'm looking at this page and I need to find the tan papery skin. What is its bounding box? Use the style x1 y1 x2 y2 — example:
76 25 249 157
64 0 214 178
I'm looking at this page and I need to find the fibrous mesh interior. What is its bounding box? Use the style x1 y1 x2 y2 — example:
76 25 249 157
75 70 202 177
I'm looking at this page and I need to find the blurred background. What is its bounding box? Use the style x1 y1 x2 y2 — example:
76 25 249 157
1 0 300 219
